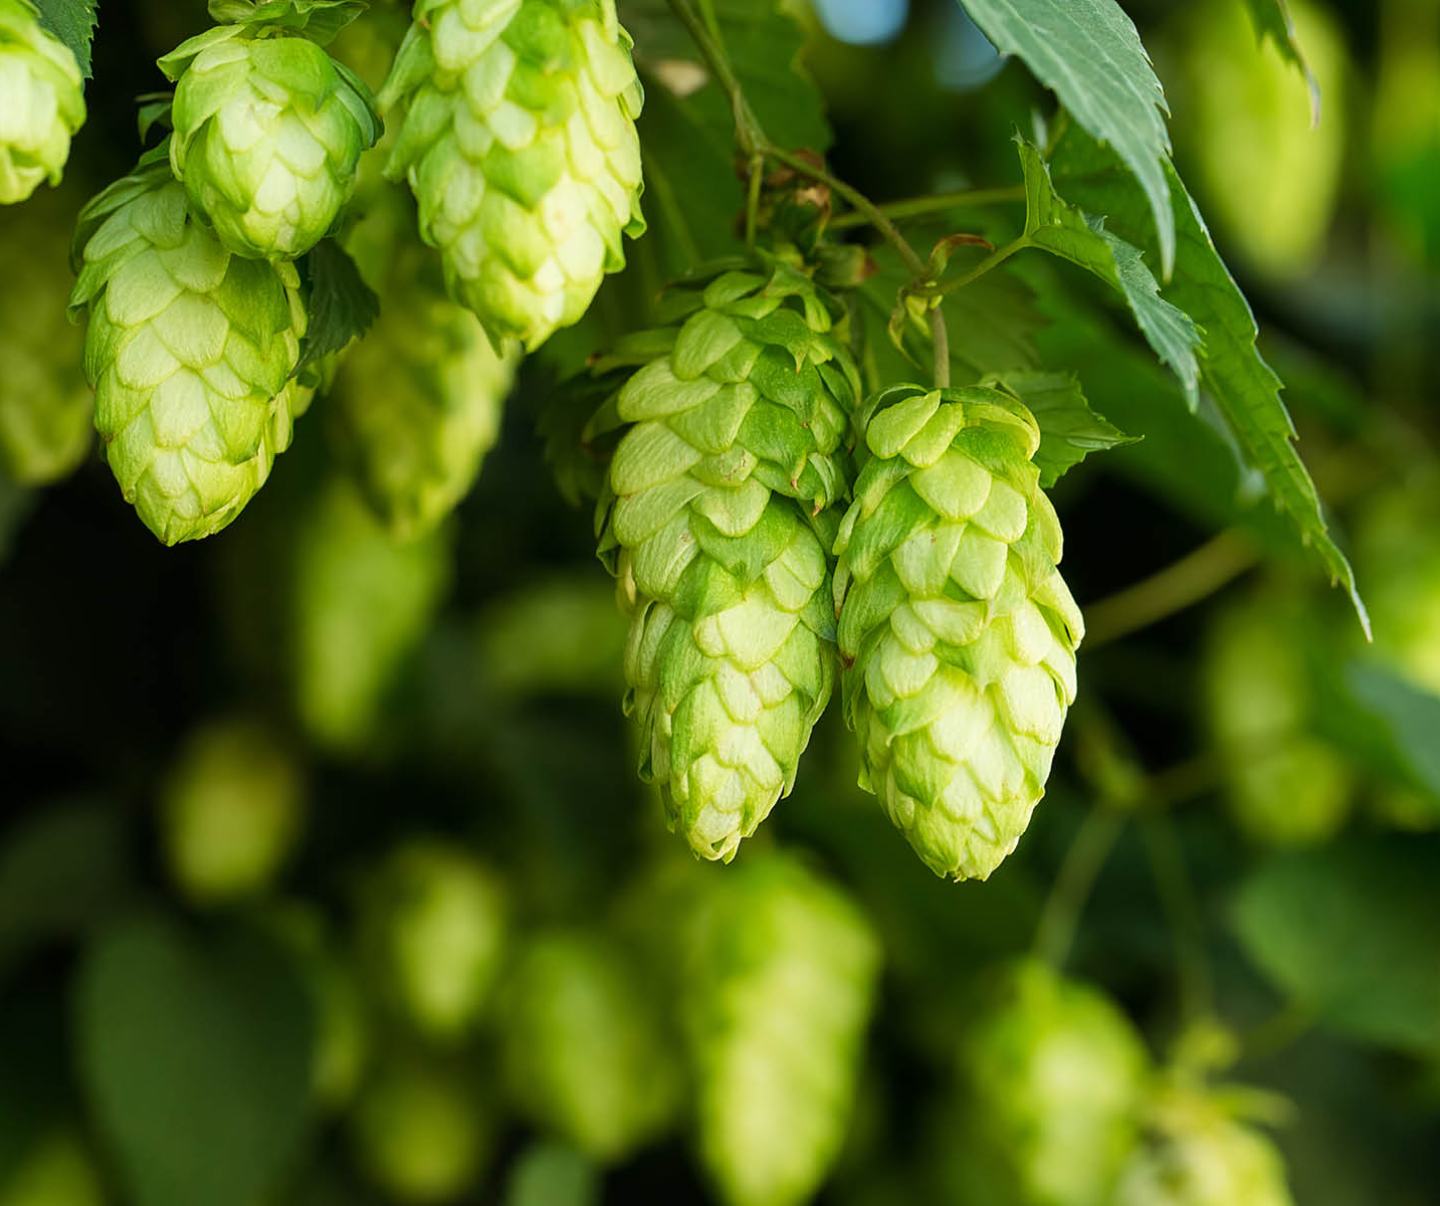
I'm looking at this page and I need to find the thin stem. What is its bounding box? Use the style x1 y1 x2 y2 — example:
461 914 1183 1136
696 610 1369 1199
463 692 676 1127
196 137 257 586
666 0 763 154
1033 806 1126 969
1141 813 1214 1025
744 152 763 250
929 309 951 389
828 184 1027 229
938 236 1029 294
1083 530 1258 649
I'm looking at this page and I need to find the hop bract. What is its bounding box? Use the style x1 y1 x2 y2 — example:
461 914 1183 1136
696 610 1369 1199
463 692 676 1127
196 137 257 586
834 384 1083 881
382 0 645 349
162 24 380 260
593 262 858 862
0 0 85 205
69 159 309 544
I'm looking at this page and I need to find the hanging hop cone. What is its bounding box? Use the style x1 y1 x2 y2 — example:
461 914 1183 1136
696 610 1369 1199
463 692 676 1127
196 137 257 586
0 189 91 483
69 154 310 544
833 384 1083 881
590 261 859 862
379 0 644 350
160 11 381 260
0 0 85 205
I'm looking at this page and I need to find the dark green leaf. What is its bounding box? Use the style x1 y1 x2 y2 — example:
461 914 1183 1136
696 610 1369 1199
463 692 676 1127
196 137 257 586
1242 0 1321 124
1331 662 1440 813
503 1142 599 1206
1050 124 1367 631
956 0 1175 274
75 915 315 1206
1232 840 1440 1053
297 239 380 378
1017 137 1200 406
32 0 98 78
994 370 1137 486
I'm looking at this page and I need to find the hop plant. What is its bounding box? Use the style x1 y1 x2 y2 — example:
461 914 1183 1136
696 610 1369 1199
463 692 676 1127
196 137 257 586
942 961 1150 1206
358 838 507 1043
592 261 858 862
69 156 310 544
0 190 91 484
380 0 645 349
833 384 1083 881
681 852 880 1206
0 1127 105 1206
0 0 85 205
160 9 381 260
499 929 680 1162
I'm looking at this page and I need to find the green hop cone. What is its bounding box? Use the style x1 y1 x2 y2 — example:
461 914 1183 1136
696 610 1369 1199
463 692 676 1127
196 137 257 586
499 929 680 1162
682 852 880 1206
833 384 1083 881
592 262 858 861
0 0 85 205
69 157 310 544
160 717 306 905
942 961 1150 1206
381 0 645 349
0 189 91 483
358 838 507 1043
1117 1087 1294 1206
160 19 381 260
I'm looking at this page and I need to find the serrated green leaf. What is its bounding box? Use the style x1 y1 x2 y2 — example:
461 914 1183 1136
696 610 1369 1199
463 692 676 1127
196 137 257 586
1050 124 1367 631
956 0 1175 275
1242 0 1321 124
1017 136 1201 407
298 240 379 378
1232 840 1440 1053
995 369 1136 486
32 0 98 77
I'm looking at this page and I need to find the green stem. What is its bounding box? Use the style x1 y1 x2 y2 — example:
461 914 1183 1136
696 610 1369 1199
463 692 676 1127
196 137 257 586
938 236 1030 294
744 152 763 250
666 0 764 154
1033 806 1126 969
828 184 1027 229
1141 813 1214 1025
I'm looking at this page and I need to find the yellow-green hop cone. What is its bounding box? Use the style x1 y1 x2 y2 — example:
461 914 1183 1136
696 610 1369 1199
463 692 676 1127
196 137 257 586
682 852 880 1206
381 0 645 349
943 961 1150 1206
161 23 381 260
69 160 309 544
499 929 680 1162
0 0 85 205
594 263 858 861
834 385 1083 881
0 189 91 483
334 242 518 538
1117 1088 1294 1206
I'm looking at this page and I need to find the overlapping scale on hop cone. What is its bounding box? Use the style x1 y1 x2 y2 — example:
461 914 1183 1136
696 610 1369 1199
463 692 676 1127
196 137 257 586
161 20 380 260
380 0 645 350
0 0 85 205
69 157 309 544
834 384 1083 881
592 262 859 862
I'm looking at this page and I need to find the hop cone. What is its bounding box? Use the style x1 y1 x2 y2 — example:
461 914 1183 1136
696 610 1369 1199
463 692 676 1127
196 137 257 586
1203 590 1352 846
0 0 84 205
682 852 880 1206
500 929 679 1162
381 0 645 349
161 23 380 259
943 961 1149 1206
1117 1089 1294 1206
334 220 518 538
160 718 306 905
358 838 507 1043
0 190 91 483
69 160 309 544
593 263 858 861
833 384 1083 881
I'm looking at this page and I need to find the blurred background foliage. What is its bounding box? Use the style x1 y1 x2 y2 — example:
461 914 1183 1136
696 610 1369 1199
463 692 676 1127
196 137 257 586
2 0 1440 1203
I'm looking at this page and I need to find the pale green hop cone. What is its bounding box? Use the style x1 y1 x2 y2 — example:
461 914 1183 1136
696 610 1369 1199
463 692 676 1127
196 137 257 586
0 190 91 483
499 929 679 1163
69 158 310 544
943 961 1150 1206
593 262 859 861
681 852 880 1206
381 0 645 349
834 384 1083 881
161 21 380 260
0 0 85 205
